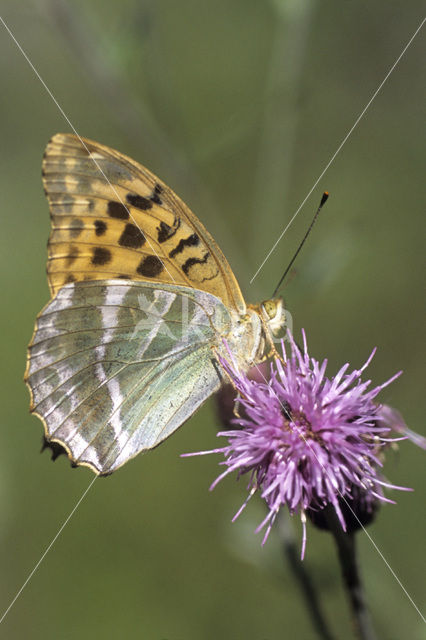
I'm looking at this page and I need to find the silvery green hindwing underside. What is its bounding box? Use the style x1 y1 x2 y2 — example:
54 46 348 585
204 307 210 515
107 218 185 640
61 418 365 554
26 280 253 475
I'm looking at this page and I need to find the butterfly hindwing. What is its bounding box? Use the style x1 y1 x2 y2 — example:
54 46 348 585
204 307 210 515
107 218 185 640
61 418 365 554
25 280 233 474
43 134 246 313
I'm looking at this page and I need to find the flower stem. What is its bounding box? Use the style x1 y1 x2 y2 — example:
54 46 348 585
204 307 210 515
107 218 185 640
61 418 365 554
278 512 336 640
324 506 377 640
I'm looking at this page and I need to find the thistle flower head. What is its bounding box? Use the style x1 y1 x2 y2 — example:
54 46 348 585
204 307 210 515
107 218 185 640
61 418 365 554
185 331 423 557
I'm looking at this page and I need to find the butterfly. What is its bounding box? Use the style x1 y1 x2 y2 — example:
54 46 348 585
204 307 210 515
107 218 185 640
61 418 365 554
25 134 286 475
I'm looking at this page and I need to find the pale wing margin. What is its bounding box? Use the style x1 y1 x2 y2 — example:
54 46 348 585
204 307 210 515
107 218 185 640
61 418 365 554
25 280 233 475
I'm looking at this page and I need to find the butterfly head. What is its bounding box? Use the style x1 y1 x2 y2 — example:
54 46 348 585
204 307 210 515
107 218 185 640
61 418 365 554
260 297 286 337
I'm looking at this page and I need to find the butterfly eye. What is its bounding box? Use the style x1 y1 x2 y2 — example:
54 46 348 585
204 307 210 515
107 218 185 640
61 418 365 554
262 300 278 320
261 298 286 337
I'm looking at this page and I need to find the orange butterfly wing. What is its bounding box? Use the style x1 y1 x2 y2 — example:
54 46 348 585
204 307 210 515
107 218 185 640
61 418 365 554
43 134 246 313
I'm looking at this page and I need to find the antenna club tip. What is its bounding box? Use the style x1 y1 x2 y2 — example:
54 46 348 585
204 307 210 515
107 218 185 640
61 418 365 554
320 191 329 206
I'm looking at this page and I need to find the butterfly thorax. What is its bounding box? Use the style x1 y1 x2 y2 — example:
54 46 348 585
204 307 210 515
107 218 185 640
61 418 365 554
225 298 286 370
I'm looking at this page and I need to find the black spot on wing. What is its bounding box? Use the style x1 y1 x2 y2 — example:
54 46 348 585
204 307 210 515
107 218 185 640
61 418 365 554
118 223 146 249
157 218 181 243
126 193 153 211
94 220 107 236
136 255 163 277
157 222 172 243
182 252 210 276
92 247 112 266
150 183 163 205
107 201 129 219
65 274 76 284
169 233 200 258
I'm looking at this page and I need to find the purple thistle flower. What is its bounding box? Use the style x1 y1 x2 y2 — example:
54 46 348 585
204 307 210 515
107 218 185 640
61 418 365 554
184 331 423 558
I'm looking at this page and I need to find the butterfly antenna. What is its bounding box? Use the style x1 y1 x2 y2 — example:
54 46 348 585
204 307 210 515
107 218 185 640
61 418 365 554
272 192 329 298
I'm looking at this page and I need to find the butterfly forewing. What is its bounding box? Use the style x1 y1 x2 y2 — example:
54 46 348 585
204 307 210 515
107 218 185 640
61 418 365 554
26 280 234 474
43 134 246 313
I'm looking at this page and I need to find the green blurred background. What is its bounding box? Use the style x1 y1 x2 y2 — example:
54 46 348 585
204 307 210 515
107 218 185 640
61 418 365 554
0 1 425 638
